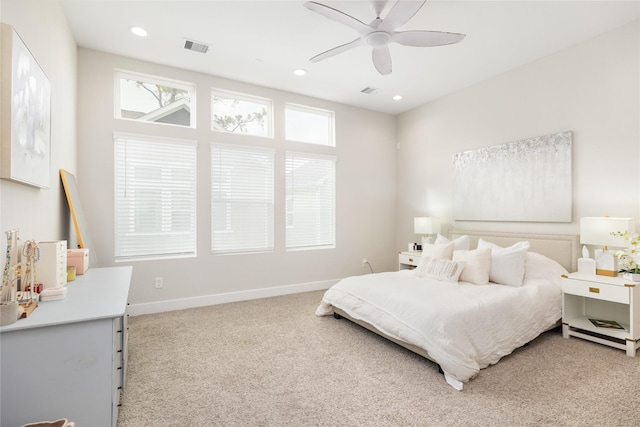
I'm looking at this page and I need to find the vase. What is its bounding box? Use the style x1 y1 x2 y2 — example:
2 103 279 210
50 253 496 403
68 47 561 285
0 301 18 326
621 272 640 282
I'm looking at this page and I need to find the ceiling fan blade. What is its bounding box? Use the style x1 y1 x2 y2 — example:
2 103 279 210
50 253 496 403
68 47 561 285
392 30 466 47
378 0 426 32
372 45 392 75
304 1 370 35
310 37 364 62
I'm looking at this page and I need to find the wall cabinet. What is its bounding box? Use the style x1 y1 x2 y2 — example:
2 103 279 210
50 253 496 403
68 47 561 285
1 267 132 427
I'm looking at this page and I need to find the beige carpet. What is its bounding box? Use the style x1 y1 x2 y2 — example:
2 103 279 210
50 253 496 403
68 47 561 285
118 290 640 426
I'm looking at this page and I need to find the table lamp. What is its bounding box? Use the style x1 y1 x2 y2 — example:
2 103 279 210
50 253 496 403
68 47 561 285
414 217 441 247
580 217 634 276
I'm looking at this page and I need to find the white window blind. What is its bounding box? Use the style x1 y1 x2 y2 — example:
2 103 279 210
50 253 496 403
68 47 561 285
285 151 335 250
114 134 197 260
211 143 274 254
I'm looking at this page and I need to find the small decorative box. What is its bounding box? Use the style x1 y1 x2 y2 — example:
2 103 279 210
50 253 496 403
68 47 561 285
67 248 89 275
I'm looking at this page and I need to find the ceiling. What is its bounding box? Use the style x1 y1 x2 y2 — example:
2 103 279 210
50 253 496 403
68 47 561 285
59 0 640 115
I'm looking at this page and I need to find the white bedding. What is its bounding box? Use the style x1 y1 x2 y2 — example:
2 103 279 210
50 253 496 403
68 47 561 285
316 268 564 387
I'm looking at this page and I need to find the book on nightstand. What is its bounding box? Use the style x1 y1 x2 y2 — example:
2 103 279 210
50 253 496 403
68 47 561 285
588 318 625 330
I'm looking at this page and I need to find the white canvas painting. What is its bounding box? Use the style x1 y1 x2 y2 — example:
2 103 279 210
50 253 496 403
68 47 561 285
1 25 51 188
452 131 572 222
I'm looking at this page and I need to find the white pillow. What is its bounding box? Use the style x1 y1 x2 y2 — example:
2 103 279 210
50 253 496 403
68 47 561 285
421 241 454 260
477 238 530 286
435 234 470 251
452 247 492 285
524 252 568 283
415 256 465 282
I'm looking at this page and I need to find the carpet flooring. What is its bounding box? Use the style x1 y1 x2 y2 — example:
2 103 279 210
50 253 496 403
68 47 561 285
118 290 640 426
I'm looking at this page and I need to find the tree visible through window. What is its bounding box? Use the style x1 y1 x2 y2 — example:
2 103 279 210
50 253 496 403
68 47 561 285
211 89 273 138
116 71 195 127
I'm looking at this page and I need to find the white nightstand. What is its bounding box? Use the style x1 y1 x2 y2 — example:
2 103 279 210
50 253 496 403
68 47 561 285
399 251 421 270
562 272 640 356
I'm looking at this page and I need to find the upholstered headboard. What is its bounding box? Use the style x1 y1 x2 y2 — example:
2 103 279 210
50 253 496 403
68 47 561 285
449 229 579 273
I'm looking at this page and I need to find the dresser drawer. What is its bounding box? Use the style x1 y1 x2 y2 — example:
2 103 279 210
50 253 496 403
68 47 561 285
399 253 420 267
563 279 629 304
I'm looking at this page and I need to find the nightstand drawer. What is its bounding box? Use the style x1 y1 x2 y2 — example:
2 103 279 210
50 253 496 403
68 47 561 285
399 253 420 267
562 279 629 304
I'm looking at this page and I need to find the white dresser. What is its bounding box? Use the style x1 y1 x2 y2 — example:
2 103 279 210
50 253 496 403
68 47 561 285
0 266 132 427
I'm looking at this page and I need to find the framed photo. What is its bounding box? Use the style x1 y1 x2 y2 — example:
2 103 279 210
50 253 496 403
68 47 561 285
1 24 51 188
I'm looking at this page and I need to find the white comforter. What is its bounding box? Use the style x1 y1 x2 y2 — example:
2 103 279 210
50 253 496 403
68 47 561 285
316 270 562 388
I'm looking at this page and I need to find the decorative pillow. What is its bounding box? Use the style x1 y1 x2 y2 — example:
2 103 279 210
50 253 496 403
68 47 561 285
435 234 470 251
421 241 454 260
477 238 530 286
524 252 568 283
452 247 492 285
415 256 465 282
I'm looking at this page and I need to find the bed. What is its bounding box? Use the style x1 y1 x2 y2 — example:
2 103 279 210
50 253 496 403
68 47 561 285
316 230 579 390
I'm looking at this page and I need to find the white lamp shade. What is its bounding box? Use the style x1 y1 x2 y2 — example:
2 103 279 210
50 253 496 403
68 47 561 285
414 217 441 235
580 217 635 248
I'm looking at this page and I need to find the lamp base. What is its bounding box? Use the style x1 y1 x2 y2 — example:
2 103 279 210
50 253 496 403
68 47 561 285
595 249 618 277
596 269 617 277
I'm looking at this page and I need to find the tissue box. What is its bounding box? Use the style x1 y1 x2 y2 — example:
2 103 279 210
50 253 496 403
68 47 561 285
67 249 89 275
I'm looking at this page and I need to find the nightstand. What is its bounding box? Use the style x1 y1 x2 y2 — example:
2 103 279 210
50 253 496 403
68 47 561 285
562 272 640 356
399 251 421 270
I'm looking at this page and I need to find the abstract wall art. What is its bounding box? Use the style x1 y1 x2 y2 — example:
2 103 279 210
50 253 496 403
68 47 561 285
452 131 572 222
1 24 51 188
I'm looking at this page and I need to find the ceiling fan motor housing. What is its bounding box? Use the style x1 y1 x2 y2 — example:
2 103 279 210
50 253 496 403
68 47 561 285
366 31 391 47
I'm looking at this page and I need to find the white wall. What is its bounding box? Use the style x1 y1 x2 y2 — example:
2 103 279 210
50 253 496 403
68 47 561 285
0 1 77 249
396 21 640 249
76 49 397 312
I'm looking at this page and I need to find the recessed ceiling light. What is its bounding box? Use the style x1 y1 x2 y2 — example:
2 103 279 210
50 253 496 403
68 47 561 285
130 26 147 37
392 95 403 101
293 68 307 76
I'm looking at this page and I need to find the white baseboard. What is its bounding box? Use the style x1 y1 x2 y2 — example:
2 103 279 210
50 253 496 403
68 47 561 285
127 279 339 316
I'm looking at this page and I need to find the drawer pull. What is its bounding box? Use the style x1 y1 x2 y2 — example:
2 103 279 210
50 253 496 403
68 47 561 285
408 258 414 262
589 287 600 294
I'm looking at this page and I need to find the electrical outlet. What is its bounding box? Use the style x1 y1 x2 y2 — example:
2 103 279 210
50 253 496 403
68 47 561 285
362 258 368 267
155 277 163 289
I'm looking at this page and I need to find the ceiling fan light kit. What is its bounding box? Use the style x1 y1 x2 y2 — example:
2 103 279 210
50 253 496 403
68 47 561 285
304 0 466 75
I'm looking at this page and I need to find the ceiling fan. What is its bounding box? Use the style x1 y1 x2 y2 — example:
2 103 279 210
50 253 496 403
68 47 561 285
304 0 466 75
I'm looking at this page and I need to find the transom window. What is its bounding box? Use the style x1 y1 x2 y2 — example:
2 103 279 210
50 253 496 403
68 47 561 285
115 71 195 128
211 89 273 138
285 103 335 147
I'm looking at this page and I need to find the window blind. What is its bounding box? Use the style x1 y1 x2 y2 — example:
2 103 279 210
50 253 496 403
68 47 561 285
114 133 197 260
211 143 274 254
285 151 336 250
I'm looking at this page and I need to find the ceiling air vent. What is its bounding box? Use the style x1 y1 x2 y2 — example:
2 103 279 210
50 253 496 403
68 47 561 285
184 39 210 54
360 86 380 95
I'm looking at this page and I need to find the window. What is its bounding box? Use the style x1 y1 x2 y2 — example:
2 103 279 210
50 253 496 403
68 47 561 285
285 152 335 250
114 133 197 260
115 71 195 128
211 143 274 254
211 89 273 138
285 103 335 146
